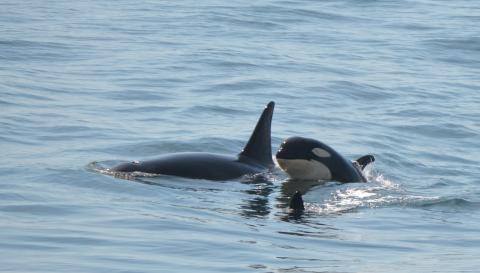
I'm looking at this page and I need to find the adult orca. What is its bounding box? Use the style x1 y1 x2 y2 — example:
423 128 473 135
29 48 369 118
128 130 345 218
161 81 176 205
276 136 374 183
111 102 275 181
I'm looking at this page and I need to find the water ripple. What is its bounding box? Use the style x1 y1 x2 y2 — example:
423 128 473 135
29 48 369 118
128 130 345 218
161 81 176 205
1 0 480 272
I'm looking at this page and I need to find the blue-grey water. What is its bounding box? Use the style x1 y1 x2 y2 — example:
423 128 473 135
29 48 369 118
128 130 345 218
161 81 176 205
1 1 480 272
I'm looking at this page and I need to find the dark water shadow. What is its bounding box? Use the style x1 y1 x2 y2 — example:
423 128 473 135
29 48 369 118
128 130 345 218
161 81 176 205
239 173 276 218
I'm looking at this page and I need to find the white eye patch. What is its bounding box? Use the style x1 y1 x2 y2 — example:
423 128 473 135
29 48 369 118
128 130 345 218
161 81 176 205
312 148 331 158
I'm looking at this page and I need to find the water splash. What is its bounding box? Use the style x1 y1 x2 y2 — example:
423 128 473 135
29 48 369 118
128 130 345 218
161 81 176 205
304 169 444 215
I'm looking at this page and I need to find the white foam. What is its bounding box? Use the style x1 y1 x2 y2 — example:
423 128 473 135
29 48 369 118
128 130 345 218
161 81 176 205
302 169 438 214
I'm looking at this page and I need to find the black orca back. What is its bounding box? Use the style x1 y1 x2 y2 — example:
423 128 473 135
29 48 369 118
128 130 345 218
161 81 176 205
111 101 276 180
239 101 274 167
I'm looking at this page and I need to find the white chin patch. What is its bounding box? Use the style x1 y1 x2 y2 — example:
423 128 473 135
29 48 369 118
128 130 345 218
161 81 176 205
312 148 331 158
277 158 332 180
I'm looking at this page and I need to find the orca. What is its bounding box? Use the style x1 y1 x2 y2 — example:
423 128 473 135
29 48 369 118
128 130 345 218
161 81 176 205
276 136 374 183
111 102 275 181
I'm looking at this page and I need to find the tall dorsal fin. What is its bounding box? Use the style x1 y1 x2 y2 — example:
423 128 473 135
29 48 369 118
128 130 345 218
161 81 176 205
239 101 275 167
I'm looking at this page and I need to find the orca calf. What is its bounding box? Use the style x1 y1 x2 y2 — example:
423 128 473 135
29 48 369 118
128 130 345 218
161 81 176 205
111 102 275 181
276 136 374 183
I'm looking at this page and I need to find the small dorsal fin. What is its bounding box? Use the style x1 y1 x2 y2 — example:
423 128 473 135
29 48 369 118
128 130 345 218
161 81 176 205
239 101 275 167
289 191 305 211
355 154 375 170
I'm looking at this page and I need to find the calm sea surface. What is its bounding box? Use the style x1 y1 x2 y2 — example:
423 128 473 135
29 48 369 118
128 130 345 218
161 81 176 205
1 1 479 272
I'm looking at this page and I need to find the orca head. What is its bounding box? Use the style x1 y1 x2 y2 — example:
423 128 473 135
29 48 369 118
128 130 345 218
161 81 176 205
276 136 334 180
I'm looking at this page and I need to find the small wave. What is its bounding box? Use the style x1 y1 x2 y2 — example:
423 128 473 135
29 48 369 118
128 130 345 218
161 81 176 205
0 99 18 106
425 37 480 53
105 137 240 157
186 105 249 116
250 5 369 24
209 13 281 30
393 123 477 139
0 39 77 62
416 197 477 210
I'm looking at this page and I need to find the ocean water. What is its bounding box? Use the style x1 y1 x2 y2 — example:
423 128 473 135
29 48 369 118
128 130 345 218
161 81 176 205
1 0 480 272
